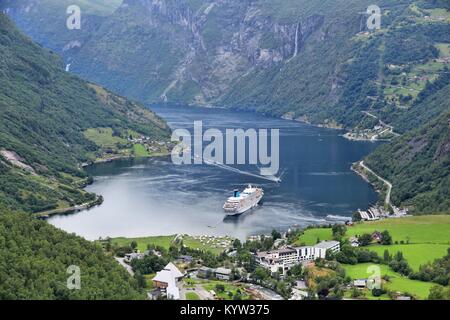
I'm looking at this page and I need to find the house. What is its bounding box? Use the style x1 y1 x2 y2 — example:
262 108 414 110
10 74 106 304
197 266 215 279
124 252 144 263
353 279 368 288
349 237 360 247
152 262 184 300
372 231 382 242
215 267 232 281
177 255 193 263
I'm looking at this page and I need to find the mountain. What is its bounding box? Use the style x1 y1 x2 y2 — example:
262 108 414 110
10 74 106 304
2 0 449 129
1 1 449 213
365 108 450 214
0 13 170 214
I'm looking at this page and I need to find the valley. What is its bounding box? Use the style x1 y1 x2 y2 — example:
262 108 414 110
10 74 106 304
0 0 448 302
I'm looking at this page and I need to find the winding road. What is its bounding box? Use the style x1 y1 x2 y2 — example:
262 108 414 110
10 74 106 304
359 161 392 207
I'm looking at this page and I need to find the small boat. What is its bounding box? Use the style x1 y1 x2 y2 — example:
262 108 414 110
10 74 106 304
223 185 264 216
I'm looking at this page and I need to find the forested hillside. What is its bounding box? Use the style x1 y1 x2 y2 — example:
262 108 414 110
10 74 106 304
2 0 448 129
1 0 449 214
0 206 144 299
366 109 450 214
0 13 170 213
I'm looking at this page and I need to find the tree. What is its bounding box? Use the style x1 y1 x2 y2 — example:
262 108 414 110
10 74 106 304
383 249 391 263
134 271 146 288
428 286 450 300
372 287 387 297
325 249 335 261
332 224 347 240
130 241 138 251
380 230 393 245
232 239 242 250
215 284 225 293
351 287 363 298
352 211 362 222
289 264 303 278
271 229 282 241
251 267 270 283
275 280 292 299
389 251 412 276
358 233 373 246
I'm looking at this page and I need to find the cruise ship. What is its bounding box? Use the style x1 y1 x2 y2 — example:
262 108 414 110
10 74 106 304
223 185 264 216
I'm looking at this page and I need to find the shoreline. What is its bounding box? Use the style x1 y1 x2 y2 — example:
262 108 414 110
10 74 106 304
37 152 171 220
281 113 344 131
35 195 104 220
81 150 171 168
43 108 380 234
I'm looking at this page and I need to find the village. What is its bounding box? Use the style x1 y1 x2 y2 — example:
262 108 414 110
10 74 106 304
115 236 341 301
106 213 427 301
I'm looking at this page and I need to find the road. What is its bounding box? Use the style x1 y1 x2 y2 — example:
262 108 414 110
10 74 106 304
115 257 134 276
359 161 392 207
245 284 284 300
362 111 399 137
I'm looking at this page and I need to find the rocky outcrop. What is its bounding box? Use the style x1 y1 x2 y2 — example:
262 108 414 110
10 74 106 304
118 0 324 103
2 0 326 106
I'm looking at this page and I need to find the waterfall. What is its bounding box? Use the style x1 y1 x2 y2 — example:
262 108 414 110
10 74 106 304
293 22 300 58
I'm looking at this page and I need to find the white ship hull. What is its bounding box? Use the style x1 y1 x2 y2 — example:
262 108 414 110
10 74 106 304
223 185 264 216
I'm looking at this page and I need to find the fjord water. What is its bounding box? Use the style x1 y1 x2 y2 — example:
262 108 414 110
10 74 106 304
49 106 379 240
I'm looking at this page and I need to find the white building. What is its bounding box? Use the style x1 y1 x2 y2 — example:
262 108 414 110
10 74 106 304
152 262 184 300
124 252 144 263
256 241 340 272
314 240 340 258
215 267 232 280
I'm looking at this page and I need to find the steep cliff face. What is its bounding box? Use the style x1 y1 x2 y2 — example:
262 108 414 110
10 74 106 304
72 0 326 106
1 0 327 107
5 0 447 129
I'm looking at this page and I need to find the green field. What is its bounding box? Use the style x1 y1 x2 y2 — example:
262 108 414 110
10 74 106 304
294 228 333 246
186 292 200 300
367 244 449 271
111 235 231 255
294 216 450 269
346 216 450 244
132 144 150 157
112 235 176 252
296 216 450 246
343 263 438 300
84 127 127 149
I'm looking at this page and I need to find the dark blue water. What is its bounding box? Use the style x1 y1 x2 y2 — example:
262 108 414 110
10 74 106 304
49 106 380 240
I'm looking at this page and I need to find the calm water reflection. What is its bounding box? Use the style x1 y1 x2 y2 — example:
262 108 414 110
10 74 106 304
49 106 380 240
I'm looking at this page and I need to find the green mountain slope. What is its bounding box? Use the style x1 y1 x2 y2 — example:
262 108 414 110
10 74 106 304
365 107 450 214
1 1 449 214
0 205 144 299
3 0 448 129
0 13 170 213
